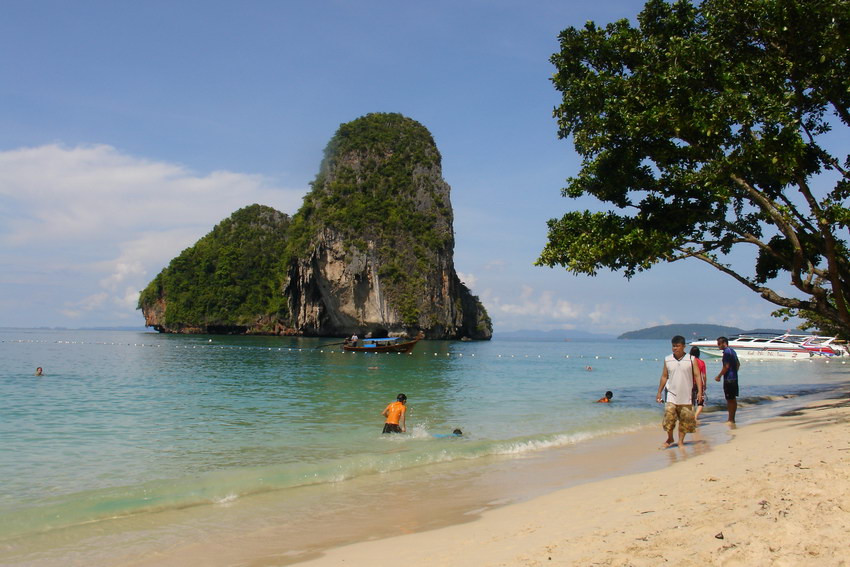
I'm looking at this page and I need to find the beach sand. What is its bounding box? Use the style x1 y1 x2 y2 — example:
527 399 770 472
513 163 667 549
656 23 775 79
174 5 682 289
296 393 850 567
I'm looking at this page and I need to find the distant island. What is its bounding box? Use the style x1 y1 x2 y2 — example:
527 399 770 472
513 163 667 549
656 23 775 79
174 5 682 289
618 324 789 340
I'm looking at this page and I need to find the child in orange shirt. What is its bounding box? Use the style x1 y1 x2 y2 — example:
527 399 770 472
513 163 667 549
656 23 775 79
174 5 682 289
381 393 407 433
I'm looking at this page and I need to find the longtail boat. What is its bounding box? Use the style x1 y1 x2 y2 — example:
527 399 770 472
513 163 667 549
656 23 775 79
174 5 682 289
342 332 424 353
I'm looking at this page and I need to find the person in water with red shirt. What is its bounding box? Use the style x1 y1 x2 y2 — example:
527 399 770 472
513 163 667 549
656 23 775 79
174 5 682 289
690 346 708 422
381 393 407 433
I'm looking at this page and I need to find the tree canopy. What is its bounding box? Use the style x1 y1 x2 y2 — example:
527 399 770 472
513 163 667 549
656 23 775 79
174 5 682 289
539 0 850 337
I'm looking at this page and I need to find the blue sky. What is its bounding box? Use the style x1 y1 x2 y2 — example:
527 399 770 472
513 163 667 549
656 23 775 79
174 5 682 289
0 0 813 335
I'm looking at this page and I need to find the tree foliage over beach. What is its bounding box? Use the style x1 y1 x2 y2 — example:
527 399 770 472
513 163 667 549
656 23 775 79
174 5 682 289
539 0 850 337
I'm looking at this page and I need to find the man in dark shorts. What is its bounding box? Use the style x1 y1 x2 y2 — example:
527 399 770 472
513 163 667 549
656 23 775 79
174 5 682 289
714 336 740 423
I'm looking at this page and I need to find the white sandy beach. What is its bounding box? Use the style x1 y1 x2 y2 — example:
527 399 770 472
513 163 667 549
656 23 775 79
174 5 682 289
297 394 850 567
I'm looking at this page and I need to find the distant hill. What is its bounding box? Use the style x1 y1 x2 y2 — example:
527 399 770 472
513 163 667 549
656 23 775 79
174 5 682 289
495 329 616 340
617 324 788 340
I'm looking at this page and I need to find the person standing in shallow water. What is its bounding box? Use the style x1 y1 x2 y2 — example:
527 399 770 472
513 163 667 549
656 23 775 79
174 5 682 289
656 336 703 448
714 336 740 423
381 393 407 433
690 346 707 422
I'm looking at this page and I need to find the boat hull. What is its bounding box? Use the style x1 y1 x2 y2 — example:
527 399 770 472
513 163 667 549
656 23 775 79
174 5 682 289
693 345 812 359
690 333 847 359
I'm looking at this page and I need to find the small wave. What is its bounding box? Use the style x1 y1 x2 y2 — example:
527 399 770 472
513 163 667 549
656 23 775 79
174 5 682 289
491 432 594 455
489 425 648 457
214 493 239 506
738 393 798 406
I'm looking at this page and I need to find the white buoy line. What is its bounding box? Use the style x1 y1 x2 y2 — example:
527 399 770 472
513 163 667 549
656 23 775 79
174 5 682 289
3 338 848 364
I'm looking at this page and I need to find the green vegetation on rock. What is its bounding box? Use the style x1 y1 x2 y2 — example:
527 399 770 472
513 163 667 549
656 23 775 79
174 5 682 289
289 113 451 253
137 204 291 332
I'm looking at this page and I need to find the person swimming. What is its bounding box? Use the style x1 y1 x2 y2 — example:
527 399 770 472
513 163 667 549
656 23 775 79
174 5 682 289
596 391 613 403
433 428 463 438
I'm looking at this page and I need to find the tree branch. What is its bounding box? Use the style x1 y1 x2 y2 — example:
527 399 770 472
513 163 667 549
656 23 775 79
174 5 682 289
729 174 810 290
795 175 850 328
692 252 814 310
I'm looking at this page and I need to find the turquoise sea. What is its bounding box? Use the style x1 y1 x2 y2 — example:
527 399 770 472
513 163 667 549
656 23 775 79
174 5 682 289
2 328 849 566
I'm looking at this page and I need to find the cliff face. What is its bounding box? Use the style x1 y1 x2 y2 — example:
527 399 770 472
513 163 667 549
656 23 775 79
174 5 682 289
283 113 491 339
285 228 490 339
139 113 492 339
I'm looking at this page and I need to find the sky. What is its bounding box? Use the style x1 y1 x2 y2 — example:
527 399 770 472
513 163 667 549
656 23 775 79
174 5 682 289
0 0 820 336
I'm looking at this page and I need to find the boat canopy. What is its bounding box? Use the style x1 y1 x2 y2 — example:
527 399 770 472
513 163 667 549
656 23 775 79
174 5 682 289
358 337 405 348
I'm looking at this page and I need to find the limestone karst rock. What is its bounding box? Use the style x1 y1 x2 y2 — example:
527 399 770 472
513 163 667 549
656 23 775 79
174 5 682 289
138 113 492 339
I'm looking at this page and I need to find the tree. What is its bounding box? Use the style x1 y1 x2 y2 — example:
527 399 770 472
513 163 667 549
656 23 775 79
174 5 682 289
538 0 850 337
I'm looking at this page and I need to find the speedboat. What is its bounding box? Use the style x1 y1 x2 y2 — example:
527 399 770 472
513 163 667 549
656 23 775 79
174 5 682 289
689 333 848 359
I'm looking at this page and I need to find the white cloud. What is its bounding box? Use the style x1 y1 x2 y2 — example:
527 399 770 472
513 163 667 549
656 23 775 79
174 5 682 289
60 292 109 318
0 143 308 327
456 271 477 288
0 144 304 246
483 285 583 326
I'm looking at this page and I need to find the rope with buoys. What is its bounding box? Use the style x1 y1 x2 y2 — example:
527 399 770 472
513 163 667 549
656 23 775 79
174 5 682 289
2 337 847 364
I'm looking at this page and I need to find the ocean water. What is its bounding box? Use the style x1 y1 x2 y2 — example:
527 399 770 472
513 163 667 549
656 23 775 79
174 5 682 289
2 328 848 565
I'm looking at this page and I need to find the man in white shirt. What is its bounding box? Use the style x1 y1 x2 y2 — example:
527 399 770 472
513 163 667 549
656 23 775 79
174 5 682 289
656 335 703 448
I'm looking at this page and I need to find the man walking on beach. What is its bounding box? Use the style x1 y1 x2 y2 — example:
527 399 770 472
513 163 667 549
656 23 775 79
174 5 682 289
714 336 740 423
656 336 703 448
